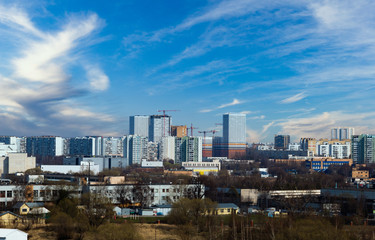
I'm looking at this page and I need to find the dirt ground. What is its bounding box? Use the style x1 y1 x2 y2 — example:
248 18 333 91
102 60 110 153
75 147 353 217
135 223 180 240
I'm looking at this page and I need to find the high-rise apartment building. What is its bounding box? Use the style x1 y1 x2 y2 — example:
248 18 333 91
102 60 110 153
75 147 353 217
274 135 290 150
175 137 202 163
129 115 149 137
171 125 187 137
69 137 96 156
103 137 123 156
221 113 246 158
123 135 148 165
331 127 355 140
149 115 171 143
26 136 64 157
147 142 159 161
159 136 175 161
352 134 375 164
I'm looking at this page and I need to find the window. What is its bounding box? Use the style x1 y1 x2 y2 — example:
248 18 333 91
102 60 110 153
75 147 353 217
162 189 165 193
227 209 231 213
220 209 224 213
166 189 169 193
22 208 27 212
7 191 12 198
34 190 38 198
0 191 5 197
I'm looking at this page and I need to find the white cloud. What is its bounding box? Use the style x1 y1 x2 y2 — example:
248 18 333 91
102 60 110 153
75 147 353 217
277 111 375 140
261 121 275 134
240 110 253 115
247 129 260 143
249 115 265 120
0 4 114 136
200 98 244 113
218 98 243 109
200 109 214 113
281 92 306 104
85 65 110 91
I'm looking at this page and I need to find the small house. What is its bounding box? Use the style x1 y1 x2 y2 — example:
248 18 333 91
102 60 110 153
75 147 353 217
216 203 239 215
13 202 44 215
0 212 23 227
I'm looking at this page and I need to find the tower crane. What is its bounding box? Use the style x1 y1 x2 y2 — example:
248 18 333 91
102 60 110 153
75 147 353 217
187 123 198 137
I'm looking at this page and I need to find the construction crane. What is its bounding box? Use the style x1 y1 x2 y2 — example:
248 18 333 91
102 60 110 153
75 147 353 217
157 109 179 137
187 123 198 137
212 129 220 138
198 130 213 149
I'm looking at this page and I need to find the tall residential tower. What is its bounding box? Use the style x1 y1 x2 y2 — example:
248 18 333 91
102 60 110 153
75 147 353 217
218 113 247 158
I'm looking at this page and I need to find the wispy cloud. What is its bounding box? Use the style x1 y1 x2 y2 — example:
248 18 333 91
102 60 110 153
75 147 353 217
277 111 375 140
249 115 265 120
0 4 114 136
281 92 306 104
218 99 243 109
200 98 244 113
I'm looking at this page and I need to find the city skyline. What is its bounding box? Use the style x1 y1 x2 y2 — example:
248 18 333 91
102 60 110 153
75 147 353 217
1 1 375 142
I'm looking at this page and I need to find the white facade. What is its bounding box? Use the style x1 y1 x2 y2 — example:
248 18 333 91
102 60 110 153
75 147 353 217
317 142 351 159
123 135 148 165
160 136 175 161
182 160 221 171
288 143 301 151
141 160 163 168
55 137 64 156
0 153 36 175
129 115 149 137
0 143 18 157
149 115 171 143
41 161 100 175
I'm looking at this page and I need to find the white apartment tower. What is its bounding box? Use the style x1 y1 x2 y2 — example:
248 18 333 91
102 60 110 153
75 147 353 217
129 115 149 137
331 127 355 140
149 115 171 143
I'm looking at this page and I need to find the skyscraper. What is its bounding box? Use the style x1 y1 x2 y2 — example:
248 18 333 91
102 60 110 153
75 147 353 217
123 135 148 165
149 115 171 143
222 113 246 158
129 115 149 137
331 127 355 140
274 135 290 150
175 136 202 163
160 136 176 161
352 134 375 164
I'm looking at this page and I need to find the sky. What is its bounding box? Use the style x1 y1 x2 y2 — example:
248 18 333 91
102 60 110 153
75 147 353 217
1 0 375 142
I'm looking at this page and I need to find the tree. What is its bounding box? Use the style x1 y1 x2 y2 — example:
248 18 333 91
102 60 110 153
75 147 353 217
167 198 217 233
113 185 132 206
80 193 114 227
132 184 152 208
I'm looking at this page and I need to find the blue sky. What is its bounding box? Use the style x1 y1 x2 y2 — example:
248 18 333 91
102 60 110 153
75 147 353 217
1 0 375 142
